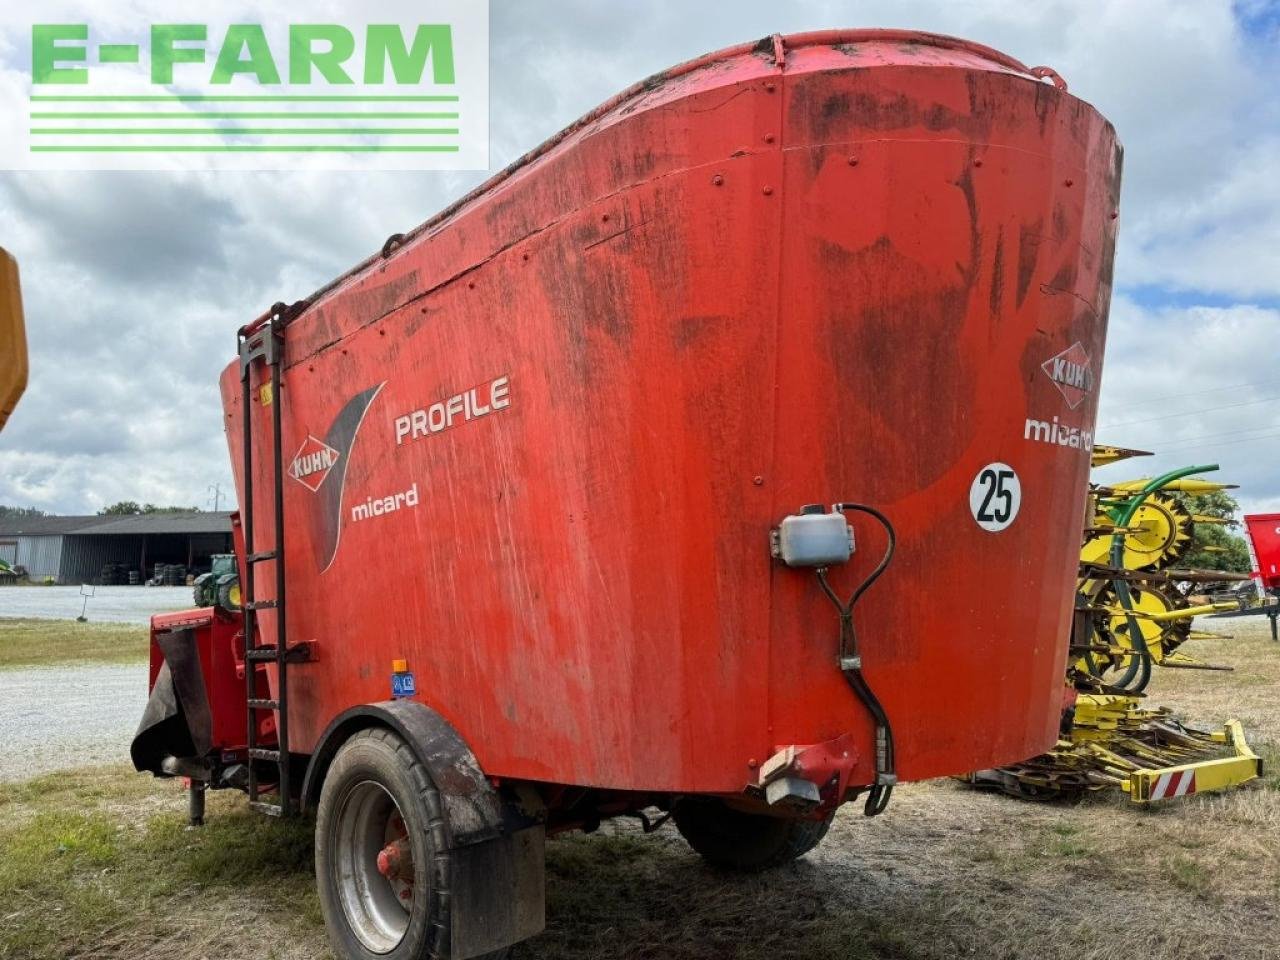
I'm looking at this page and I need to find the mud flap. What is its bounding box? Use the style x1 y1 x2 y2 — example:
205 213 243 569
451 823 546 959
130 628 214 775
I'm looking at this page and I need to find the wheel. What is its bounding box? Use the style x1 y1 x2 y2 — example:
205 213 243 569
215 576 240 613
672 796 832 871
315 728 508 960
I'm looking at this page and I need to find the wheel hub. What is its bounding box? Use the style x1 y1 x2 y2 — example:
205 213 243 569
376 836 414 880
335 781 416 954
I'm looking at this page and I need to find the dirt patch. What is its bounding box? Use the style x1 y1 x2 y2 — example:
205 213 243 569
1 622 1275 960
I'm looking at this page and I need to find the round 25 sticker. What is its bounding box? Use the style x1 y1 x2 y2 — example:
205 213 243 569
970 463 1021 532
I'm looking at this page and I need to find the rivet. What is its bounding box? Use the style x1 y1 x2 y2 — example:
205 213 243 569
602 213 610 222
1064 178 1074 187
764 82 776 93
848 156 859 166
748 758 759 769
973 158 983 167
762 186 773 196
420 307 427 315
468 280 476 289
752 476 764 486
712 174 724 186
1110 211 1119 220
522 252 530 261
378 330 386 336
763 133 776 144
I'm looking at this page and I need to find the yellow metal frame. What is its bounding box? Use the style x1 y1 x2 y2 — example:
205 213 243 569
0 247 28 431
1123 720 1263 803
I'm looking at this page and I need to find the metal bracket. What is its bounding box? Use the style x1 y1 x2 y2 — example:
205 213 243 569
238 320 283 374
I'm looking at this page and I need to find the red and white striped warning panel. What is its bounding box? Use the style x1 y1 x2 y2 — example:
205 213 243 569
1150 769 1197 800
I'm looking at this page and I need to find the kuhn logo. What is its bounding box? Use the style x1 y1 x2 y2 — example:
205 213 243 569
1041 342 1094 410
289 435 340 492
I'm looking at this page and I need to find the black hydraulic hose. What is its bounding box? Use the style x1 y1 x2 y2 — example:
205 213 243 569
1101 579 1148 690
816 502 897 817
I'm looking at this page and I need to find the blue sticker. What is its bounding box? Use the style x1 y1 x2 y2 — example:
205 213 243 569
391 671 416 699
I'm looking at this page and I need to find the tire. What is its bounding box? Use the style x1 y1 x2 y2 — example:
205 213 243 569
672 796 832 871
315 727 508 960
215 577 240 613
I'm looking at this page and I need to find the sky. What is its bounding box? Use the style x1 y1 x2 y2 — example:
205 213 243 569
0 0 1277 517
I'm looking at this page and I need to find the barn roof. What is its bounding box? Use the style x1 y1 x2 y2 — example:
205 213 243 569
0 512 232 537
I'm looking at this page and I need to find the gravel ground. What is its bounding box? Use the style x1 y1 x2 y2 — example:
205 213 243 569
0 585 195 624
0 663 146 780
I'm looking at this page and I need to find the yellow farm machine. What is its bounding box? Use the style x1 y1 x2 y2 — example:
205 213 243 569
969 446 1263 803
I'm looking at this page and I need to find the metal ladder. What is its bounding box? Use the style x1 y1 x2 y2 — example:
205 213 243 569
238 314 296 817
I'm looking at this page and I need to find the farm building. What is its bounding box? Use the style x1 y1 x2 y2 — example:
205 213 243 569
0 512 233 584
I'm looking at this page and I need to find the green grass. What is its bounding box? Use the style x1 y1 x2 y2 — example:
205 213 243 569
1259 741 1280 791
0 767 321 960
1 765 1278 960
0 618 148 669
1167 854 1213 897
1 616 1275 958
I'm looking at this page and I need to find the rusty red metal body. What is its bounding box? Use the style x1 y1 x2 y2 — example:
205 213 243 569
1244 514 1280 592
211 31 1120 802
146 608 248 751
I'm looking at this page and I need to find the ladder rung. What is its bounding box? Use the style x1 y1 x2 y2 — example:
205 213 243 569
248 698 280 710
246 550 278 563
246 643 314 663
248 748 281 762
246 599 278 610
249 800 284 817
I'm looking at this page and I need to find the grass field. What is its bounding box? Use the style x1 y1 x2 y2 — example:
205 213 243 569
0 618 148 669
0 619 1276 960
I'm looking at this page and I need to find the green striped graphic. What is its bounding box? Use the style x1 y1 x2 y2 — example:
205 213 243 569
32 128 460 136
30 95 460 102
31 145 463 153
30 112 459 119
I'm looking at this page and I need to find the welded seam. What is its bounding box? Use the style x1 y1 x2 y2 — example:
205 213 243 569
763 54 788 754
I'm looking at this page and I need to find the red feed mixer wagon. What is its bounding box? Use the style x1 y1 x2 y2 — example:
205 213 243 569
132 30 1122 960
1242 514 1280 641
1244 514 1280 595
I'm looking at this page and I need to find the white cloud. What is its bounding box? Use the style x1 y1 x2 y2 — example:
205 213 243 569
0 0 1276 520
1095 296 1280 514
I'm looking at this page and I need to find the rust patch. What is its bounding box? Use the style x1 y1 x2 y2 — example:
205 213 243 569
1052 204 1069 243
673 314 730 351
990 230 1006 318
1046 261 1081 304
798 80 991 143
483 191 542 244
818 91 853 136
346 270 421 328
1032 82 1053 135
403 303 435 339
950 158 981 286
1015 221 1043 310
536 232 636 386
819 235 976 496
608 149 661 185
